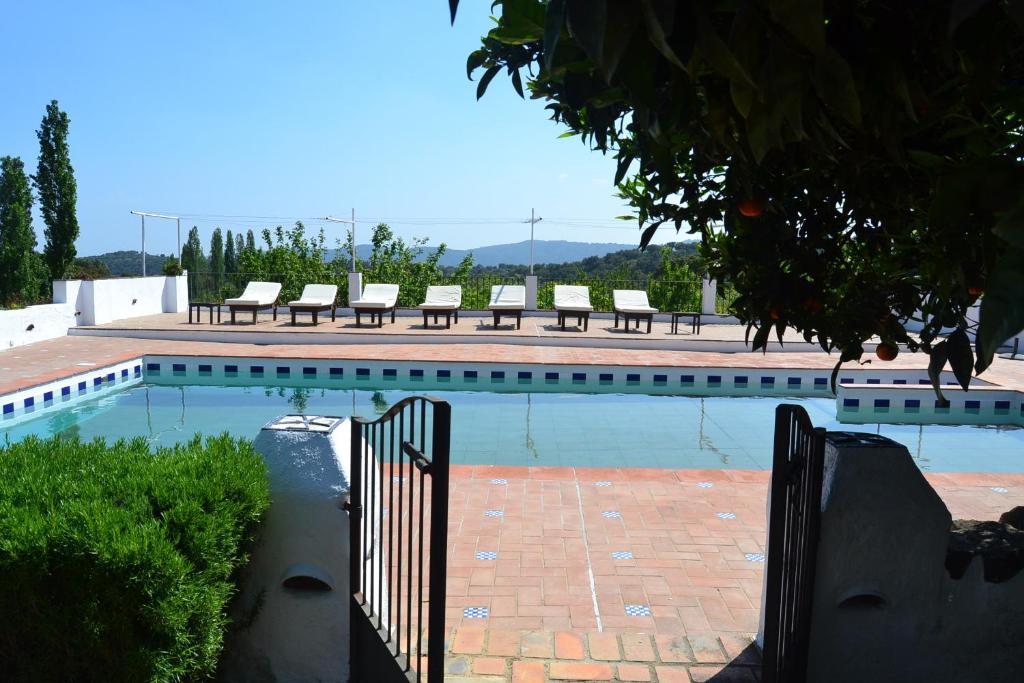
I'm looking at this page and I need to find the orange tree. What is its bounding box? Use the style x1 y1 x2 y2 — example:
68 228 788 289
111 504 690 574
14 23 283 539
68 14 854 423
450 0 1024 394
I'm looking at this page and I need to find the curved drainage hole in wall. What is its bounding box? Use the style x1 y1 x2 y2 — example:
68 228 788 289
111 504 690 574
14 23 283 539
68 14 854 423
837 592 887 610
281 563 335 592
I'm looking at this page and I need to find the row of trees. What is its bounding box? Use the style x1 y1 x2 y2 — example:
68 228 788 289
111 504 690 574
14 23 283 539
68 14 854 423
0 101 80 307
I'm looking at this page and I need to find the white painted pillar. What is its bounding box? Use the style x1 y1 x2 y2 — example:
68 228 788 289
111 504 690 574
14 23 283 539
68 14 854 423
347 272 363 306
701 277 717 315
525 275 538 311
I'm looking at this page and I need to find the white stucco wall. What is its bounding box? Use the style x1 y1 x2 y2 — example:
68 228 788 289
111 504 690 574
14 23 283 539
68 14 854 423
0 275 189 351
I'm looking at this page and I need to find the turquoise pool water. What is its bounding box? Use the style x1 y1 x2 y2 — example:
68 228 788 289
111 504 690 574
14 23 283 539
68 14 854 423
2 383 1022 471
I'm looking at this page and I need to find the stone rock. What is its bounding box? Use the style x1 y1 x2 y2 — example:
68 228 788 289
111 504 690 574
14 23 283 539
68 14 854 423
999 506 1024 530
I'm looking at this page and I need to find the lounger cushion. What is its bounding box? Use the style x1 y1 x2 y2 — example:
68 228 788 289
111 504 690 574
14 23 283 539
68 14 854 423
226 281 282 306
419 285 462 310
289 284 337 307
554 285 593 312
352 283 399 309
613 289 658 313
488 285 526 310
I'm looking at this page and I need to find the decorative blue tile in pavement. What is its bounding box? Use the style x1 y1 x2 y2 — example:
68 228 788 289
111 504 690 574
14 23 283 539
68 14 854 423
716 512 737 520
734 376 748 388
437 369 451 381
475 551 498 561
250 366 264 377
653 374 667 385
840 377 854 384
24 397 34 408
121 368 129 377
490 370 505 381
934 400 950 414
78 381 86 391
995 400 1011 414
276 366 290 378
787 377 801 388
134 365 142 375
303 367 317 378
463 607 489 619
357 368 370 378
225 364 238 375
707 375 721 387
147 363 160 371
61 386 70 397
484 510 504 517
625 605 651 617
965 400 980 414
893 379 907 385
611 551 634 560
992 487 1009 494
904 399 921 413
919 379 931 385
545 372 559 382
572 372 586 383
599 373 613 384
330 367 344 378
745 553 766 562
172 364 185 374
626 373 641 383
93 377 103 386
760 377 775 388
43 391 53 402
602 511 622 518
383 368 397 379
814 377 828 387
866 378 881 385
680 374 695 386
106 373 115 382
842 398 859 409
464 370 478 380
873 399 890 413
594 481 612 487
2 403 13 415
518 371 532 384
490 479 508 485
697 482 714 489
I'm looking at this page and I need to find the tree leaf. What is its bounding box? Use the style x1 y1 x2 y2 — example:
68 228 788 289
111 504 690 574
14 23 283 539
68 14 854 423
751 322 771 352
812 48 862 126
993 197 1024 249
695 10 755 88
566 0 607 64
476 65 501 100
928 340 949 404
946 328 974 390
614 152 635 186
543 0 567 69
511 69 525 98
975 246 1024 372
769 0 825 53
466 50 487 80
640 0 685 70
449 0 459 25
639 223 660 249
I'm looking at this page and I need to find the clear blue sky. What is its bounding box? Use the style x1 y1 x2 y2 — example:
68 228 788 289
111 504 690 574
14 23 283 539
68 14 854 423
0 1 677 256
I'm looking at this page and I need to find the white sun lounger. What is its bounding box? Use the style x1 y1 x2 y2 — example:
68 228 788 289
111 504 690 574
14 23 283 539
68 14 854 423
351 283 400 327
225 281 282 324
418 285 462 329
613 289 659 333
287 284 338 326
488 284 526 329
553 285 593 331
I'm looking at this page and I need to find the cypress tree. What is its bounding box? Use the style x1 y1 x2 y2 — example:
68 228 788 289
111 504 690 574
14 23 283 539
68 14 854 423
235 233 245 264
224 229 235 273
210 228 224 275
33 100 79 280
245 230 256 253
0 157 38 305
181 226 206 274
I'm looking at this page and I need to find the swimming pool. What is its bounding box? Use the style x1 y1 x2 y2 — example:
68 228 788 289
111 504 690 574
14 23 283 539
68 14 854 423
2 382 1021 472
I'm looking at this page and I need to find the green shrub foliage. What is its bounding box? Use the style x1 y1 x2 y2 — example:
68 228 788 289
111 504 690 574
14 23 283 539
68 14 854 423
0 434 269 682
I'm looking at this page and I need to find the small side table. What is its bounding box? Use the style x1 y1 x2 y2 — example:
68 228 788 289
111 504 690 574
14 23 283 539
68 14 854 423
189 302 221 324
670 311 701 335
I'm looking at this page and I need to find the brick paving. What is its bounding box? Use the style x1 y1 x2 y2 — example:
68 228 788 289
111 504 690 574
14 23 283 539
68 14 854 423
439 465 1024 681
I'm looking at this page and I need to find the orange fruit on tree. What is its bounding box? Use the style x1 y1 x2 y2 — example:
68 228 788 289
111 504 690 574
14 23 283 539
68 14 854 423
875 342 899 361
738 198 765 217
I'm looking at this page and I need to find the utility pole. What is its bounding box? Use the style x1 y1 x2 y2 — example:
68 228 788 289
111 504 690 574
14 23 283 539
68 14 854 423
524 208 542 274
130 211 180 276
324 210 357 272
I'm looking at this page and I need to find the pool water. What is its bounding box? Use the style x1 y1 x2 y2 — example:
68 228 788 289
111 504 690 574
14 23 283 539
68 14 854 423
2 384 1022 472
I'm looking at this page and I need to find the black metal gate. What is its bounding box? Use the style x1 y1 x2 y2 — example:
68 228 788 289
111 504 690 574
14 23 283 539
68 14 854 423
761 404 826 683
349 396 450 682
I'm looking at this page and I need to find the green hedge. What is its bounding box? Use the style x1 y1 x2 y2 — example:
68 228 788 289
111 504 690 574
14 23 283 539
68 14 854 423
0 434 270 682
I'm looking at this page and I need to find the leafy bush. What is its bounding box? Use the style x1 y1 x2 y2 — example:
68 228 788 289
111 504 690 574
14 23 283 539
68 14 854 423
0 434 269 682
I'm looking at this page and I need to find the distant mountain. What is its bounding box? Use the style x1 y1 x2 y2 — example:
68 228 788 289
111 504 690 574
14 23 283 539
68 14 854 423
83 250 173 276
327 240 637 268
